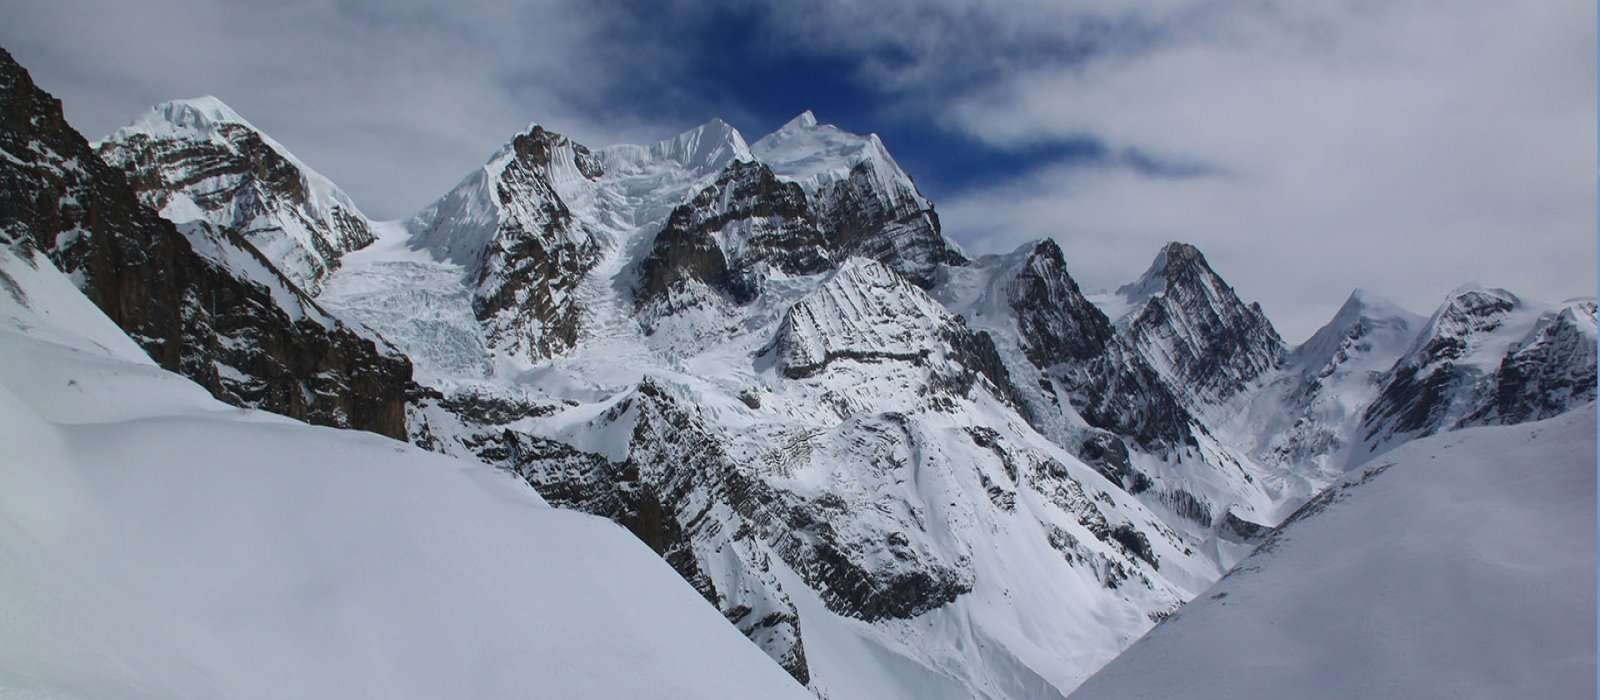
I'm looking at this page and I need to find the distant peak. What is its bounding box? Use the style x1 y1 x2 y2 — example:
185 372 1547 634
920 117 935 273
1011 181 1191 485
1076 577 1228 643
782 110 819 130
1028 237 1065 262
1117 240 1209 301
1447 282 1515 300
1159 241 1204 266
651 117 751 173
1330 288 1420 329
118 95 255 138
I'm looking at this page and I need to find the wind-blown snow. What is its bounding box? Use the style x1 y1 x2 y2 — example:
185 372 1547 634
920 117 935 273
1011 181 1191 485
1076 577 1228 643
1071 404 1597 700
0 248 811 700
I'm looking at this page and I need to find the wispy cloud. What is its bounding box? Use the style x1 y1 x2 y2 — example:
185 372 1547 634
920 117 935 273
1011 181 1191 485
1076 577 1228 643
2 0 1590 339
0 0 712 219
743 0 1597 339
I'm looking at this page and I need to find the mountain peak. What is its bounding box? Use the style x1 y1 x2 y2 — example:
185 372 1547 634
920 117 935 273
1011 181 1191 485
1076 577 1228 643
781 110 819 131
111 96 256 143
1116 241 1221 305
1292 287 1424 372
649 117 752 173
1446 282 1518 304
1336 287 1416 322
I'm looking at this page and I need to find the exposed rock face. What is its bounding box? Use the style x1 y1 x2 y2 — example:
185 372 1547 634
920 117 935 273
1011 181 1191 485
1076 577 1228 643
814 159 961 287
1469 299 1598 425
1011 239 1116 364
409 124 603 360
0 47 411 439
1118 242 1285 406
412 378 815 683
751 111 964 288
638 159 831 308
97 97 375 295
1007 240 1196 449
1360 287 1598 455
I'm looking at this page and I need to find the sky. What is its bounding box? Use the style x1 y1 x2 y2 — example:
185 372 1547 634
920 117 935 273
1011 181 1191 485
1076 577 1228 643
1 0 1593 341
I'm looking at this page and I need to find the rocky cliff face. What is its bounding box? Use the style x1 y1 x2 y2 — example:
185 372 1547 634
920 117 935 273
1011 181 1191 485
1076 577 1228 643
1007 239 1197 451
638 159 832 311
1467 299 1597 425
0 48 411 439
409 124 604 361
752 111 964 287
1117 242 1285 407
96 97 375 295
1359 287 1597 457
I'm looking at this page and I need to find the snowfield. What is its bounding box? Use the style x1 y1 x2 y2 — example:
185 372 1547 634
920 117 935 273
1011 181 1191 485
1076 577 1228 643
1070 403 1597 700
0 246 810 700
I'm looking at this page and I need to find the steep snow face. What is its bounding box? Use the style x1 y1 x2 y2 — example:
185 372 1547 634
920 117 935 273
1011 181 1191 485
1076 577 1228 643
1117 242 1285 409
645 117 754 174
97 96 375 295
0 51 412 439
408 124 605 361
753 112 963 287
1246 289 1427 474
1072 405 1597 700
773 258 957 378
0 248 813 700
1355 285 1592 460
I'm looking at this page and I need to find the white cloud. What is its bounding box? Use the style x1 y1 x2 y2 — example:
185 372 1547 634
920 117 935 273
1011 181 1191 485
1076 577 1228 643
0 0 695 219
756 0 1597 340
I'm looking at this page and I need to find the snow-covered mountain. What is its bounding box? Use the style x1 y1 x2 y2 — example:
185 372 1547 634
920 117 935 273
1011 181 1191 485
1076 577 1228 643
752 111 965 287
1244 289 1428 475
1357 285 1597 460
310 114 1229 695
6 37 1587 698
1111 242 1286 409
1071 404 1597 700
0 236 813 700
97 96 376 295
0 49 411 439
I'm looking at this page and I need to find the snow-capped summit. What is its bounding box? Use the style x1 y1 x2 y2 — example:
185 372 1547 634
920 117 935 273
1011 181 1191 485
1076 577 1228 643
1112 241 1185 313
111 95 250 136
1291 288 1424 375
1247 289 1426 474
1353 284 1593 459
407 123 604 361
3 52 411 439
782 109 819 130
752 111 963 286
647 117 753 174
98 96 375 295
752 110 924 209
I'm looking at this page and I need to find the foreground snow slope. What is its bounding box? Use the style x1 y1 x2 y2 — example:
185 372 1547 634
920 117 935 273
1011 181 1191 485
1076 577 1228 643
1071 404 1597 700
0 246 810 700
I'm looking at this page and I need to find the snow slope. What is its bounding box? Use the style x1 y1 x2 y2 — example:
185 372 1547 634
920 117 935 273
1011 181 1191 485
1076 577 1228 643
1071 404 1597 700
0 245 811 700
